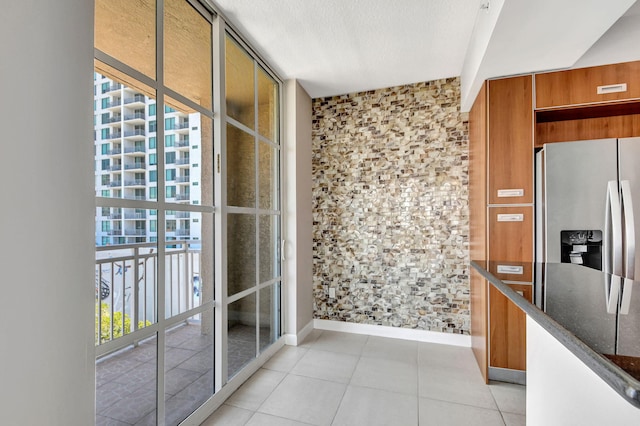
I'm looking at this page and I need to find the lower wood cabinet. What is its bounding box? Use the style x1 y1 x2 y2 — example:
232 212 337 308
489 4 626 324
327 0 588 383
489 284 532 371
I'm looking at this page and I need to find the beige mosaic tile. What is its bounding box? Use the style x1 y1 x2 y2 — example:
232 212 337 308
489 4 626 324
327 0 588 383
312 77 469 334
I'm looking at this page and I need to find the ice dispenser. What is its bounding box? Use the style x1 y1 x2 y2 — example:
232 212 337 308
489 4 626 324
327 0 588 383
560 230 603 270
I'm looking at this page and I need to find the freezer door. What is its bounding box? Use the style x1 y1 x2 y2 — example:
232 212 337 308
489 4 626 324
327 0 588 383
544 263 617 354
543 139 618 264
616 137 640 356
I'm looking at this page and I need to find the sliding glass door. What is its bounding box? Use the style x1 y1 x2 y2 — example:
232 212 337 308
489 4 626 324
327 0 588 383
93 1 281 424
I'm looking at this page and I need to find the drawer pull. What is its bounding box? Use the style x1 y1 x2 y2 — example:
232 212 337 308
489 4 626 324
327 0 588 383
597 83 627 95
497 213 524 222
497 189 524 198
497 265 524 274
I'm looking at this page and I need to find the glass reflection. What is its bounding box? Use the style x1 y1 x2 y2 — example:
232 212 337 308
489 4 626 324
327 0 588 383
225 36 255 128
227 124 255 208
227 214 256 296
228 294 257 378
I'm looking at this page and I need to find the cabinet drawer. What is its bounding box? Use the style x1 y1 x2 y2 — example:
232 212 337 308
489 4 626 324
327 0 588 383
488 206 533 282
536 61 640 109
488 76 533 204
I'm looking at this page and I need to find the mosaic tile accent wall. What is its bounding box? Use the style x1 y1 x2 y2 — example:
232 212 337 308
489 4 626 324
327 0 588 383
312 77 470 334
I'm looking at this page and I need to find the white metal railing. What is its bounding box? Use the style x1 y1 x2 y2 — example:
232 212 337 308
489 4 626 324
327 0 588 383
95 240 201 349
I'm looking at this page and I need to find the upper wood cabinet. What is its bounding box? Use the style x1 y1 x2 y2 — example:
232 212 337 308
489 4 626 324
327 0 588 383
488 76 534 205
536 61 640 109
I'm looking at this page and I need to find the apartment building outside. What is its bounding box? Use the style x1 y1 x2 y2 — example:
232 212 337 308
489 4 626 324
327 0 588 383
93 73 203 247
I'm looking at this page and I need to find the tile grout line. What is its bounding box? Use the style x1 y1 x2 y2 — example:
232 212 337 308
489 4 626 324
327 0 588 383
328 334 369 426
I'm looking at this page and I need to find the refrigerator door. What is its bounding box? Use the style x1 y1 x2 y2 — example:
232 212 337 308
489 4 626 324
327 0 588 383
543 139 618 264
616 137 640 356
542 139 618 354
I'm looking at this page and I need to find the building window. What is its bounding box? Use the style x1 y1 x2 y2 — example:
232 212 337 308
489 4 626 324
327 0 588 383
165 134 175 147
149 187 157 199
149 153 157 165
101 143 109 154
101 175 110 185
165 117 175 130
101 98 109 108
149 104 156 116
101 128 110 140
150 220 157 232
165 105 175 113
101 190 110 197
101 159 110 170
166 169 175 181
149 120 156 133
166 220 176 232
165 152 175 164
149 136 156 149
149 170 157 182
166 186 176 198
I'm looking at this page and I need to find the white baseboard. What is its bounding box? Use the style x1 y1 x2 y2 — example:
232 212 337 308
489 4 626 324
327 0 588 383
283 319 314 346
313 319 471 347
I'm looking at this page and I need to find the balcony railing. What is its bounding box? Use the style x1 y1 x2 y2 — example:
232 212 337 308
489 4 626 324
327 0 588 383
107 230 122 235
124 95 145 105
176 211 190 218
95 241 202 349
124 179 146 187
124 130 146 137
176 140 190 148
124 163 145 170
173 122 190 130
175 194 190 201
106 100 121 108
108 132 122 140
176 229 190 236
175 158 190 165
176 176 190 183
109 181 122 187
108 214 122 220
124 195 146 200
124 146 146 154
107 148 121 155
124 113 146 121
124 212 147 219
109 164 122 171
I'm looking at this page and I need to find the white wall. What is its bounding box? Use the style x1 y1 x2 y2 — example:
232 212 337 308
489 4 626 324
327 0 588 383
0 2 96 425
527 318 640 425
283 79 314 342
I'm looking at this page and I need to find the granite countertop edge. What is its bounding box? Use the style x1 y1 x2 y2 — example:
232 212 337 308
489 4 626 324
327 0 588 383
470 260 640 409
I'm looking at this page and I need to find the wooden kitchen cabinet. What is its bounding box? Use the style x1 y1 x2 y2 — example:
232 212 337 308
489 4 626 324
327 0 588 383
488 75 534 205
469 75 534 382
490 284 532 370
488 206 534 283
536 61 640 109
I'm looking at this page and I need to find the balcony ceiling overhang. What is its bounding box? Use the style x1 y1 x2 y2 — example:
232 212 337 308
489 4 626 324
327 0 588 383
212 0 640 111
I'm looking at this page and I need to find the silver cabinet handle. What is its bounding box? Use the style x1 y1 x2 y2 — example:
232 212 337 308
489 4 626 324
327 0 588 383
621 180 635 281
621 278 633 315
606 181 623 276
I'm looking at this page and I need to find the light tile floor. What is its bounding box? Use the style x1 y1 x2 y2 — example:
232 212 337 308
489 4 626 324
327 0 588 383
202 330 526 426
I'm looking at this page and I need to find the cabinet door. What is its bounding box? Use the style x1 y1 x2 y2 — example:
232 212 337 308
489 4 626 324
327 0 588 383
536 61 640 109
469 82 487 261
488 206 534 282
488 76 533 205
490 284 532 370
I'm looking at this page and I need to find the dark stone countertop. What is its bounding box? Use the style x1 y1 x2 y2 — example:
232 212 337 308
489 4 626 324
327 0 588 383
471 260 640 408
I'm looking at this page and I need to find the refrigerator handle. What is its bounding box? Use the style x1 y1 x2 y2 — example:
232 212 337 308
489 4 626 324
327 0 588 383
621 180 635 280
606 181 623 276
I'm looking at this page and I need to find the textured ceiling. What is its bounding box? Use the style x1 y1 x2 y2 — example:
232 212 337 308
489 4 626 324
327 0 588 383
212 0 480 98
211 0 640 104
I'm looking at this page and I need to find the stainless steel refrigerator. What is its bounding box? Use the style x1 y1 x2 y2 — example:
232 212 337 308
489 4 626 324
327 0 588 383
536 137 640 357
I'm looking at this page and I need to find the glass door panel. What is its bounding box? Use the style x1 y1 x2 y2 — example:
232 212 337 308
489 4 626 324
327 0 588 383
227 123 256 208
228 294 257 377
227 214 257 296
